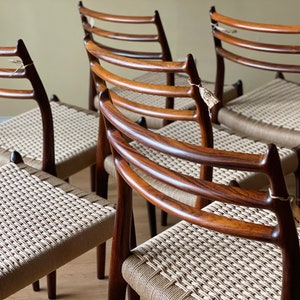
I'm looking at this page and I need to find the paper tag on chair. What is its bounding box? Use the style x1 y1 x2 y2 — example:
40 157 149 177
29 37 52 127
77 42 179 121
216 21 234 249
199 87 220 109
189 80 219 109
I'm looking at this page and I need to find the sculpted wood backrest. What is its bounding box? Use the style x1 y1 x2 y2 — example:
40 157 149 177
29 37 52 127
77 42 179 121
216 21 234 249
210 6 300 123
100 73 300 300
84 35 215 204
78 1 173 113
0 39 55 174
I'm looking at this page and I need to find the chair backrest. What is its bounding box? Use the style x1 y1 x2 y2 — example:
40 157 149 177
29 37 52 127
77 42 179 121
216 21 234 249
78 1 174 113
0 39 55 174
84 35 216 207
209 6 300 121
97 65 300 300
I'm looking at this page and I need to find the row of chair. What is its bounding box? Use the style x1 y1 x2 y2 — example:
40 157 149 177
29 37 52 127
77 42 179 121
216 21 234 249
0 1 299 299
80 2 300 300
81 2 300 299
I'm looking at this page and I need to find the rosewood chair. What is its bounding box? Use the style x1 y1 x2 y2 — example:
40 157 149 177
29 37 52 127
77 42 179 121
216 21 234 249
85 36 299 234
101 88 300 299
210 6 300 149
79 2 243 235
0 151 115 299
78 0 242 128
0 39 101 298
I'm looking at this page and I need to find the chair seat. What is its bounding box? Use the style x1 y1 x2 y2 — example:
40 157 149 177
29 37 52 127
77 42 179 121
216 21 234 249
218 78 300 148
122 200 299 299
104 121 297 206
0 101 99 179
0 162 115 299
94 72 240 129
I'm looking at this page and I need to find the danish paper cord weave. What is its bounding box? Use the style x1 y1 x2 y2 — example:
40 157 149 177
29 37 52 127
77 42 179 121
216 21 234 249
104 121 296 206
218 78 300 148
123 201 300 300
0 101 99 175
0 162 115 297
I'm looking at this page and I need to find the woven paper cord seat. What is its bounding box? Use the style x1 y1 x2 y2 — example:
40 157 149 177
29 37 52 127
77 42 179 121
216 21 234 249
217 78 300 148
0 160 115 299
210 7 300 148
122 201 300 300
0 101 98 180
79 1 242 130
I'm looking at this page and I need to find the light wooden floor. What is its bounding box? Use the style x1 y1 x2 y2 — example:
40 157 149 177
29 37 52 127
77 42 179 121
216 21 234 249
7 168 179 300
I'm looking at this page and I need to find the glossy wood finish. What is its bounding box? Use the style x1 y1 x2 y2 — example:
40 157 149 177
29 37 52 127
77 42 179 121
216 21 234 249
84 36 214 202
79 2 177 264
100 74 300 300
78 1 173 113
0 40 55 175
86 37 300 299
210 6 300 122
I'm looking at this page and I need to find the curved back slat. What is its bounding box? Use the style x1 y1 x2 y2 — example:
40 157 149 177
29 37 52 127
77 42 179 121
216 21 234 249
85 36 213 149
79 2 171 60
99 75 300 299
210 6 300 105
78 1 173 115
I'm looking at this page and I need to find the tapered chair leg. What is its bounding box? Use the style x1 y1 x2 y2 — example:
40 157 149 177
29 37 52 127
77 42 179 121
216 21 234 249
97 243 106 279
147 201 157 237
32 281 40 292
47 271 57 299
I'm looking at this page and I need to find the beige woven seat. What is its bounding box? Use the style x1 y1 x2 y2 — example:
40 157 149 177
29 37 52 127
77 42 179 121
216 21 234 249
0 101 98 179
0 152 115 299
0 39 100 298
210 7 300 148
122 202 300 299
78 1 242 129
97 63 300 299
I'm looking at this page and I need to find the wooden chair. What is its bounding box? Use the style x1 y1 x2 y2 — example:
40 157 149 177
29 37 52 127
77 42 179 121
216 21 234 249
78 0 242 128
85 35 299 233
101 88 300 299
0 39 101 298
79 2 243 236
210 6 300 149
0 151 115 299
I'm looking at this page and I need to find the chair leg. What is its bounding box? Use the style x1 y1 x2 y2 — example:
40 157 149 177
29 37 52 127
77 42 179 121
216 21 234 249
147 201 157 237
32 280 40 292
96 170 109 279
97 243 106 279
233 79 243 97
161 210 168 227
90 164 96 192
47 270 57 299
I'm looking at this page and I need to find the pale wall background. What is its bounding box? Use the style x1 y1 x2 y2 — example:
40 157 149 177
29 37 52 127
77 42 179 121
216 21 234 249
1 0 300 116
